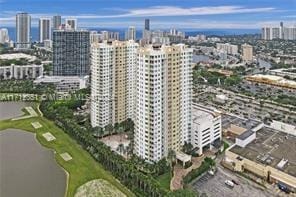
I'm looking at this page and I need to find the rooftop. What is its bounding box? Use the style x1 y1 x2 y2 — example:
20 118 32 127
222 114 261 131
0 53 36 61
230 126 296 178
192 104 221 124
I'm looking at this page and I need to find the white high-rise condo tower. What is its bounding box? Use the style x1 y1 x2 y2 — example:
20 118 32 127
39 18 51 42
53 15 62 30
90 40 139 128
16 13 31 49
125 26 136 41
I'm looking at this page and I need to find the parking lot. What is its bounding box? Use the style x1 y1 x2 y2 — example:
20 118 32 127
192 167 271 197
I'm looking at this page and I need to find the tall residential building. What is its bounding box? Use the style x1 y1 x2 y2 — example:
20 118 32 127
65 18 77 30
39 18 51 42
0 28 9 43
145 19 150 30
125 26 136 41
53 30 90 76
242 43 253 62
90 40 139 128
53 15 62 30
262 22 296 40
134 44 193 162
16 13 31 49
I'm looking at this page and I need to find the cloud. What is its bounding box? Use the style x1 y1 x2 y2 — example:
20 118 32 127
63 6 276 18
1 5 275 19
116 6 275 17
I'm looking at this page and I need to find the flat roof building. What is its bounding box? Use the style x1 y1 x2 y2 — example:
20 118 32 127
191 104 222 155
225 126 296 192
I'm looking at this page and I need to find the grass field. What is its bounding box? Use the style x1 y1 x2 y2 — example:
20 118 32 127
0 103 134 197
156 172 172 190
75 179 126 197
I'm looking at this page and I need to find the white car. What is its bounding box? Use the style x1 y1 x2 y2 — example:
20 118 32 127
225 180 234 188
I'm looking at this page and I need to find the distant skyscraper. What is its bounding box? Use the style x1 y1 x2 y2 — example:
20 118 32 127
16 13 31 49
280 22 284 39
53 15 62 29
145 19 150 30
125 26 136 40
65 18 77 30
39 18 51 42
53 30 90 76
0 28 9 43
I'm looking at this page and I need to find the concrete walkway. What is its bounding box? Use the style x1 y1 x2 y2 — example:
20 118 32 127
11 107 38 120
170 155 205 190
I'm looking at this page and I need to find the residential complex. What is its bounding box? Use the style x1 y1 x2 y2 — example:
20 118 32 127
15 13 31 49
53 29 90 76
39 18 51 43
0 64 43 79
90 40 139 128
134 44 193 162
216 43 238 55
262 22 296 40
90 42 193 162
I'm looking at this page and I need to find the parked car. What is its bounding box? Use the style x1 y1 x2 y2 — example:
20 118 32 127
225 180 234 188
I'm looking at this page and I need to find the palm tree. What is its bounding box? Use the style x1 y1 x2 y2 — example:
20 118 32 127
117 143 124 154
167 149 176 169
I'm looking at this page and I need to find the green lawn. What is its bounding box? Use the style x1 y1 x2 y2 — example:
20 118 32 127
156 172 172 190
0 104 134 197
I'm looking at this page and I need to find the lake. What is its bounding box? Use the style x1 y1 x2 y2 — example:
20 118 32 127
0 102 31 120
0 102 67 197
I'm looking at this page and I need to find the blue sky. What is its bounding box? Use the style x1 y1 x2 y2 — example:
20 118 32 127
1 0 296 29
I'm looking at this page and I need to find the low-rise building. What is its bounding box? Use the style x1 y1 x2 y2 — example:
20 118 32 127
268 68 296 79
191 104 222 155
225 126 296 192
0 64 43 79
34 75 88 93
246 74 296 90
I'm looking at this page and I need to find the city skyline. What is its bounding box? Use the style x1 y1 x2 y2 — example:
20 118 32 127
0 0 296 29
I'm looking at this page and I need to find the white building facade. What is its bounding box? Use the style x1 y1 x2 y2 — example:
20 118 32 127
191 104 222 155
0 64 43 79
90 40 139 128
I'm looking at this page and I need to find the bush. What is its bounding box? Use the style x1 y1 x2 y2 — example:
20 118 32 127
183 157 215 184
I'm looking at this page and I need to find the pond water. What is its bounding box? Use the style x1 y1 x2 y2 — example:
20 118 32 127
0 102 67 197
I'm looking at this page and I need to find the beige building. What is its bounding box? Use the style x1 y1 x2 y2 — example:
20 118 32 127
242 43 253 62
134 44 193 162
225 127 296 192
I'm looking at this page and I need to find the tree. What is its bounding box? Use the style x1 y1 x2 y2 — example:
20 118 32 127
182 142 193 154
167 149 176 169
104 124 113 136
